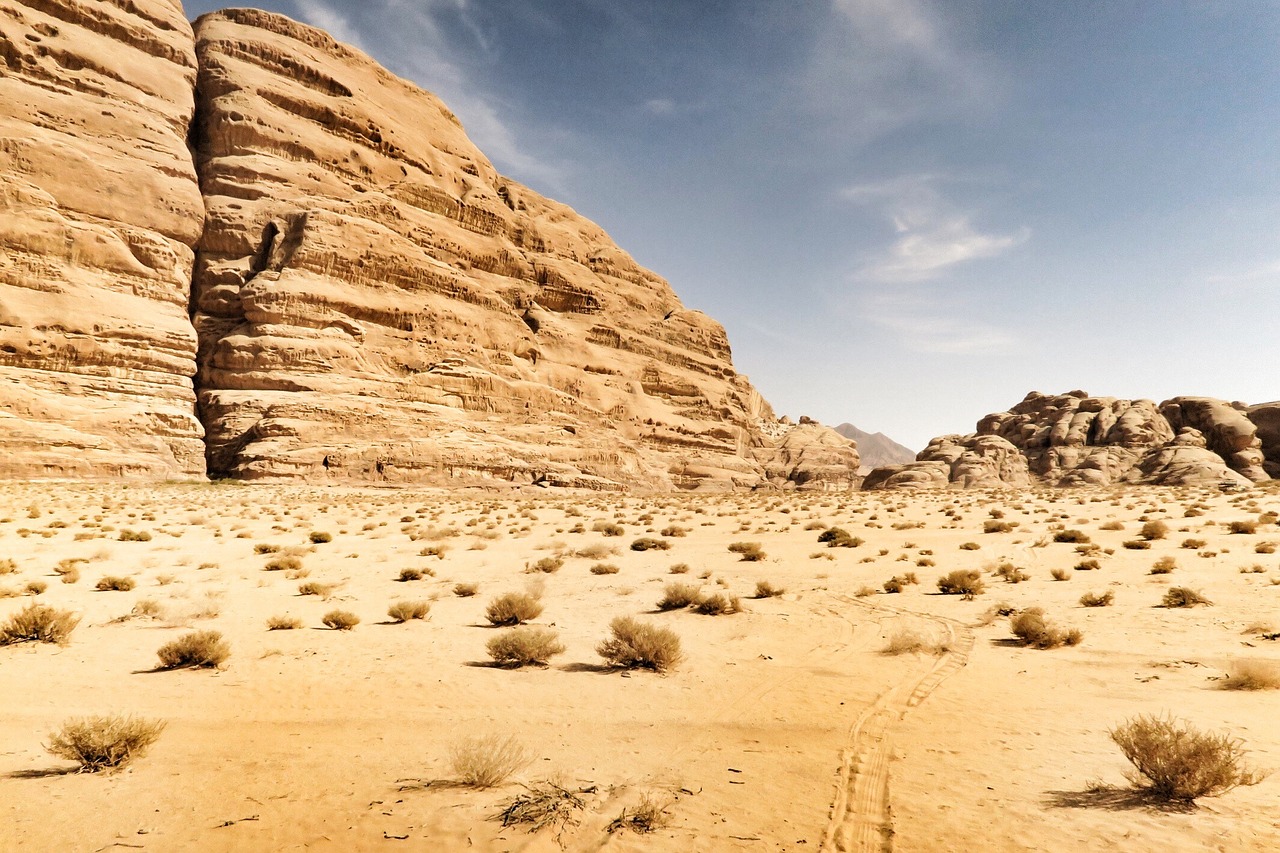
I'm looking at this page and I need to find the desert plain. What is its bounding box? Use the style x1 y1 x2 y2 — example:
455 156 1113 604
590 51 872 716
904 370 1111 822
1 481 1279 852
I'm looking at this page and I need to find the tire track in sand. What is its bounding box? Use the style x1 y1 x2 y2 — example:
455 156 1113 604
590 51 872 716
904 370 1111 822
820 594 975 852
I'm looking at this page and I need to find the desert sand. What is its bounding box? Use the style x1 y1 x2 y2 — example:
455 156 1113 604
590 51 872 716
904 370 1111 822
3 482 1279 851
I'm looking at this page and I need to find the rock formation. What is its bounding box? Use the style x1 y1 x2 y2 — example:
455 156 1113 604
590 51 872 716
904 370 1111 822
0 0 206 477
0 3 858 489
833 423 915 474
865 390 1275 490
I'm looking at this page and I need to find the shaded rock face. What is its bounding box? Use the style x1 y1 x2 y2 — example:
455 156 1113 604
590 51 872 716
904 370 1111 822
0 0 206 477
865 391 1269 490
1248 403 1280 478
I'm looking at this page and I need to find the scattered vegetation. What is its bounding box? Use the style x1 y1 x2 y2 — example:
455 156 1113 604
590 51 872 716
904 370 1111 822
1162 587 1212 608
95 576 136 592
450 733 530 788
1150 556 1177 575
322 610 360 630
485 592 544 626
728 541 766 561
818 527 863 548
453 582 479 597
691 593 742 616
387 601 430 622
1009 608 1082 648
753 580 785 598
1140 520 1169 541
937 569 985 599
266 615 302 630
496 780 589 834
1220 659 1280 691
1079 591 1115 607
1054 529 1091 543
0 602 80 646
629 537 670 552
606 794 671 834
657 582 701 611
309 531 333 544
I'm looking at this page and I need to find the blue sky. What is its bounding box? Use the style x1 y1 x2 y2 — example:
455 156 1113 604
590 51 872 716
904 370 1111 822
185 1 1280 450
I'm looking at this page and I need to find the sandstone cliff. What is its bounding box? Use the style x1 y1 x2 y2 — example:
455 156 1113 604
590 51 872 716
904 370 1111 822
0 0 206 477
0 3 858 489
865 390 1276 490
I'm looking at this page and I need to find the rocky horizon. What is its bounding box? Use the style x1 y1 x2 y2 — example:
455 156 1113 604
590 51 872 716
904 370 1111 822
0 1 858 490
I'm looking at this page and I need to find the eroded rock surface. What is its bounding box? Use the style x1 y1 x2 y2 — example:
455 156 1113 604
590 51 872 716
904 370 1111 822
188 9 856 489
865 391 1268 490
0 0 206 477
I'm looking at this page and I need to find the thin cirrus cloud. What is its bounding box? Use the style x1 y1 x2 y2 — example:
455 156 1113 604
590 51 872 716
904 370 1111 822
863 292 1019 355
287 0 567 192
843 175 1029 284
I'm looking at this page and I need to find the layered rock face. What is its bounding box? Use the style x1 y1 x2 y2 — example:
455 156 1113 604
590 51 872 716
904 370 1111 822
185 9 856 489
0 0 206 477
865 391 1276 490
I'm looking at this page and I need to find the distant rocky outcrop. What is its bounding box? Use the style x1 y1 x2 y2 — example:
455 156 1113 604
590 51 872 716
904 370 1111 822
0 0 206 478
865 390 1277 490
0 3 858 490
833 424 915 473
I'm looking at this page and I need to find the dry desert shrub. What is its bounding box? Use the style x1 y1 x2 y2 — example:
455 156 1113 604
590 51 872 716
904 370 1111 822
657 582 701 611
1054 529 1091 543
1150 556 1177 574
387 600 430 622
453 582 479 597
1162 587 1212 608
668 563 690 574
597 616 682 672
0 602 80 645
46 714 165 772
1122 539 1152 550
266 556 303 572
95 576 135 592
486 626 566 666
118 529 151 542
266 614 302 630
297 581 334 597
450 733 530 788
419 544 448 558
322 610 360 630
485 592 544 626
398 568 425 582
590 563 620 575
1140 520 1169 540
994 563 1031 583
817 527 862 547
1079 590 1115 607
574 543 615 560
984 520 1015 533
1221 659 1280 690
1182 538 1207 549
0 558 16 575
937 569 985 599
156 630 229 668
254 543 280 554
1051 567 1072 581
660 525 689 537
883 627 950 656
592 521 625 537
1009 608 1082 648
1110 714 1267 802
692 593 741 615
728 541 767 561
1229 520 1258 535
629 537 670 552
753 580 785 598
309 531 333 544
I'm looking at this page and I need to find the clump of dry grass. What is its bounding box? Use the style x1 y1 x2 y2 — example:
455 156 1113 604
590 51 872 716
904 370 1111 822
309 531 333 544
46 714 165 772
95 576 135 592
266 615 302 631
528 556 564 573
728 541 767 561
1009 608 1082 648
692 593 742 615
817 527 862 547
590 563 620 575
1140 520 1169 540
1051 567 1072 581
0 602 80 645
322 610 360 630
883 627 950 656
657 582 701 611
937 570 985 599
1228 520 1258 535
486 626 566 666
1079 590 1114 607
1162 587 1212 608
1221 659 1280 690
994 563 1030 583
1110 714 1267 802
630 537 670 552
266 556 303 572
597 616 682 672
453 582 478 597
387 600 430 623
156 630 229 668
485 592 544 626
753 580 785 598
1150 556 1177 575
398 568 426 582
450 734 530 788
297 581 335 597
1054 529 1091 543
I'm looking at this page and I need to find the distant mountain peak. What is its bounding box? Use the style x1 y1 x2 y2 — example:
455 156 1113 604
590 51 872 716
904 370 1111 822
833 424 916 473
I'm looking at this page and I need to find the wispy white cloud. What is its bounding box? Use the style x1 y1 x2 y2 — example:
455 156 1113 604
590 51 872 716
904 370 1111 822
844 174 1027 283
1205 258 1280 290
289 0 566 192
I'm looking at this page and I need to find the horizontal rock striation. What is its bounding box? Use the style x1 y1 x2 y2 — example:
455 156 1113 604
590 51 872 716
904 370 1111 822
866 390 1277 490
0 0 206 477
187 9 857 489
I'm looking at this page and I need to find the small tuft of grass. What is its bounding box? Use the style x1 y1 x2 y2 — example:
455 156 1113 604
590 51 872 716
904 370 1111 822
1080 590 1115 607
657 582 701 611
1220 659 1280 690
266 615 302 631
607 794 671 834
95 576 136 592
1162 587 1212 608
450 733 530 788
1051 567 1072 581
753 580 785 598
453 582 478 597
590 563 620 575
1150 556 1177 575
297 581 334 597
692 593 741 616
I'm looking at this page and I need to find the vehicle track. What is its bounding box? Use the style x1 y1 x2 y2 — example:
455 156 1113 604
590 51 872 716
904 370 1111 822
819 595 975 852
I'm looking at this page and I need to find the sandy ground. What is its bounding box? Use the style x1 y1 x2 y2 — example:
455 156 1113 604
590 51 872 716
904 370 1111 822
2 481 1279 852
